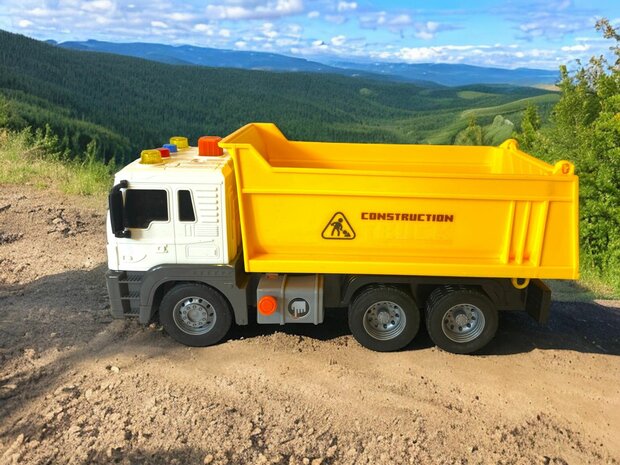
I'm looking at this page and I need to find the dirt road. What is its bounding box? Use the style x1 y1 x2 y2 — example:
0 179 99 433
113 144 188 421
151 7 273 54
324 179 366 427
1 185 619 465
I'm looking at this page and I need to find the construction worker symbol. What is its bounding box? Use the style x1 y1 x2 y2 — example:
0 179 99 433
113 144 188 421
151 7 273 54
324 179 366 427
322 212 356 240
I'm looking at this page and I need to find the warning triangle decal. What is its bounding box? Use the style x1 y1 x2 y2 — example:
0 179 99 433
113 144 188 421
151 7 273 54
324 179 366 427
322 212 356 240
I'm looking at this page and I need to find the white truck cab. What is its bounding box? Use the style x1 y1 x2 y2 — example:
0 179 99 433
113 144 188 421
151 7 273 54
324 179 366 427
107 144 240 272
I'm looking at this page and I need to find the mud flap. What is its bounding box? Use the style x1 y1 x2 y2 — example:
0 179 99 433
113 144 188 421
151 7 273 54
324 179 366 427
526 279 551 324
106 270 126 318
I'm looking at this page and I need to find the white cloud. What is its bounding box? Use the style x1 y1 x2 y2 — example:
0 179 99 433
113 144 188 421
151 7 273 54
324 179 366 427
150 21 168 28
17 19 33 28
307 10 320 19
95 16 112 25
276 37 298 46
261 23 279 39
205 0 303 20
414 21 443 40
517 17 592 40
359 10 457 38
561 44 590 52
425 21 439 32
331 35 346 46
81 0 114 13
497 0 597 40
415 31 433 40
193 23 213 33
169 12 195 22
337 2 357 12
29 8 54 17
360 12 392 29
287 23 302 34
390 14 412 27
353 42 590 69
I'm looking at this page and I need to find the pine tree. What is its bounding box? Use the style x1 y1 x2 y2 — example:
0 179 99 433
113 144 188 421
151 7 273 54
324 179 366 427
455 116 483 145
516 104 541 151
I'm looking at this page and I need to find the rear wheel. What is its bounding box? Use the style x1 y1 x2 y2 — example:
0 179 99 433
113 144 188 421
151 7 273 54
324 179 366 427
349 285 420 352
159 283 232 347
425 287 498 354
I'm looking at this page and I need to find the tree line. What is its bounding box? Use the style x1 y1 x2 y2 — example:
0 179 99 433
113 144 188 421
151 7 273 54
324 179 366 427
513 19 620 291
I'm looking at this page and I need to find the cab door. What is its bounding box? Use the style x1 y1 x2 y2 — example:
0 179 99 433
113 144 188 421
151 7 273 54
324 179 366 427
172 185 225 264
114 185 176 271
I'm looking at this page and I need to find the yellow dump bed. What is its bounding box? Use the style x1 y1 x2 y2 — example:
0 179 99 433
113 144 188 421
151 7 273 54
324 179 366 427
220 123 579 280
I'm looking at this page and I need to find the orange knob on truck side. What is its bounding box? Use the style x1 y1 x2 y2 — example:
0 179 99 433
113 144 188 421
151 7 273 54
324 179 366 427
257 295 278 316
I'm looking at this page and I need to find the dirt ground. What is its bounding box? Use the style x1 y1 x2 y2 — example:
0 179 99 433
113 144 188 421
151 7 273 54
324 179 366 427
0 184 619 465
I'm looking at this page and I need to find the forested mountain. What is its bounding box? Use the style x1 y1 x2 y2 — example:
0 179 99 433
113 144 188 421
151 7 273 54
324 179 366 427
55 39 337 71
56 39 558 87
0 30 556 164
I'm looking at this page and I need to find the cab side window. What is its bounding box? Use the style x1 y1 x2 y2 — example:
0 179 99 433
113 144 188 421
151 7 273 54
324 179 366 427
178 190 196 222
124 189 168 228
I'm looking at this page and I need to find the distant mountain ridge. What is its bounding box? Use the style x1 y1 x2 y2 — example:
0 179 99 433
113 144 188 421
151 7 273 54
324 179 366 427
54 39 435 86
55 39 558 87
329 61 559 87
56 39 338 71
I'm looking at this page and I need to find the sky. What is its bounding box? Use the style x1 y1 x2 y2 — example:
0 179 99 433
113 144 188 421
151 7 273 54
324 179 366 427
0 0 618 69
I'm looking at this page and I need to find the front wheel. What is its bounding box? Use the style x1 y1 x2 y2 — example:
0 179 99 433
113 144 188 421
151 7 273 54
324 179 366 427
425 287 498 354
349 285 420 352
159 283 232 347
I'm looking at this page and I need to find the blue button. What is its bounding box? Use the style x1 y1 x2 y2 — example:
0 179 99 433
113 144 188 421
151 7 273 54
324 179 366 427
163 143 177 153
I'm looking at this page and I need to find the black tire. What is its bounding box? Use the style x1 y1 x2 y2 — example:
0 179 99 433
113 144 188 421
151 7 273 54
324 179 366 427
348 285 420 352
159 283 233 347
425 286 498 354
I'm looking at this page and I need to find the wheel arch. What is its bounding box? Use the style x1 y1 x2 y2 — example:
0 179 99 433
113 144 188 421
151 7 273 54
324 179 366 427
138 264 248 326
341 276 419 308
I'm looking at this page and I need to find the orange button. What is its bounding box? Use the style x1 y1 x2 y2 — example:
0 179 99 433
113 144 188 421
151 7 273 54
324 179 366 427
198 135 223 156
258 295 278 315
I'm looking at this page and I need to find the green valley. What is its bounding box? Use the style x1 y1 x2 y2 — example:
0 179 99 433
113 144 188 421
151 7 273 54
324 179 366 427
0 30 557 164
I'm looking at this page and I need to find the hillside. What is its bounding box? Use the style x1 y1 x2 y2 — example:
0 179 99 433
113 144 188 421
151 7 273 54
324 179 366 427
1 30 557 164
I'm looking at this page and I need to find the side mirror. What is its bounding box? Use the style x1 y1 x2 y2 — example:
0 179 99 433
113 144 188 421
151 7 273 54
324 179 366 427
109 180 131 238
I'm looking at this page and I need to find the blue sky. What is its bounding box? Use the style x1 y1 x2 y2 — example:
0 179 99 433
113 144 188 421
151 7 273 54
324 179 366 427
0 0 618 69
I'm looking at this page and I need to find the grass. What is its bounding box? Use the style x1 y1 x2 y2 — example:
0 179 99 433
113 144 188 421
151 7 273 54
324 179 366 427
457 90 495 99
548 272 619 302
0 128 113 196
578 254 620 299
461 93 560 119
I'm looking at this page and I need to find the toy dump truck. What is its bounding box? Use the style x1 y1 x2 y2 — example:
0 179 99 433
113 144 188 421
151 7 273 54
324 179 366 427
106 123 579 354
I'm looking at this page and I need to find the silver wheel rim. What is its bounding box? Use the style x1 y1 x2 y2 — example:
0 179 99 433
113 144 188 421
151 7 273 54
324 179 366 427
172 296 217 336
363 301 407 341
441 304 485 343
